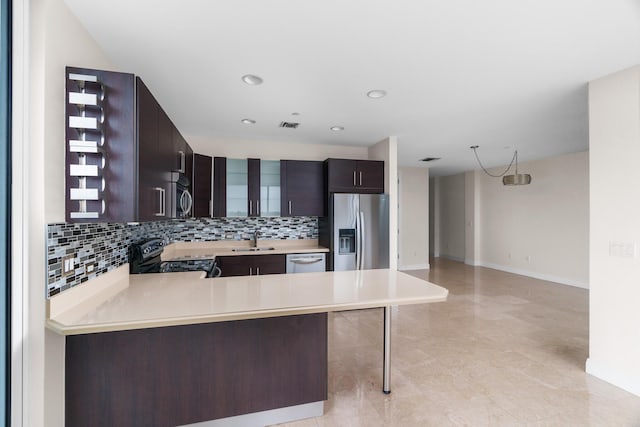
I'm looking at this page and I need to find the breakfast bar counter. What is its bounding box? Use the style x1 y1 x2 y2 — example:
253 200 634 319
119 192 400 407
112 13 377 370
47 266 447 335
47 266 448 427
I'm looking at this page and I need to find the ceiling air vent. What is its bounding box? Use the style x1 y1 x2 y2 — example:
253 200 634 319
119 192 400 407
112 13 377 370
279 121 300 129
420 157 441 162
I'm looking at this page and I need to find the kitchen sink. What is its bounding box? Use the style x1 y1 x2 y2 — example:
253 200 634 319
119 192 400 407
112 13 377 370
232 247 276 252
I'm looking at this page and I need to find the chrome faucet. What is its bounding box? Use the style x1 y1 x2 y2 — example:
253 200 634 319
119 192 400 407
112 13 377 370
252 230 261 248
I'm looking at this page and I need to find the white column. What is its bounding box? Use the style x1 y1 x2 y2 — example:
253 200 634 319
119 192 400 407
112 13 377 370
464 170 481 266
369 137 398 270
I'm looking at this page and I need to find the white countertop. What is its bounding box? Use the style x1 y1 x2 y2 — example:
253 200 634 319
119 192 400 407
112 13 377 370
47 266 448 336
161 239 329 261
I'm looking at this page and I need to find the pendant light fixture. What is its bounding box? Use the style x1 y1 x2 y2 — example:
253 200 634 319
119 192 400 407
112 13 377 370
470 145 532 186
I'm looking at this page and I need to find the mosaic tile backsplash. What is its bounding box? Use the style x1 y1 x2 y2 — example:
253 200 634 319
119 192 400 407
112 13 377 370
47 217 318 297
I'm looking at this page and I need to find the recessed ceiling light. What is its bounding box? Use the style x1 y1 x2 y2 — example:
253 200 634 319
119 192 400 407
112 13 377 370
330 126 344 131
241 74 263 85
241 118 256 124
367 90 387 99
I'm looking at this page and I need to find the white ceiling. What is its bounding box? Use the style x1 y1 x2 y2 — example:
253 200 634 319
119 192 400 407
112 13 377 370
65 0 640 176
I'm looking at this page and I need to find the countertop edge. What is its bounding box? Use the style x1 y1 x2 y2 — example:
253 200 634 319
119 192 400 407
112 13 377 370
46 293 448 336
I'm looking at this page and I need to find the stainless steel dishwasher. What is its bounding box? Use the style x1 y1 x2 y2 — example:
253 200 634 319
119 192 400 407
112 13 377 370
286 253 326 274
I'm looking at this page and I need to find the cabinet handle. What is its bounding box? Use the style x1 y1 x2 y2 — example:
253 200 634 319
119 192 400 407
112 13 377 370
256 200 260 216
249 200 252 215
256 266 260 275
288 200 292 215
183 190 193 216
178 150 186 173
249 267 252 276
154 187 165 216
161 188 166 216
359 171 363 186
353 170 356 186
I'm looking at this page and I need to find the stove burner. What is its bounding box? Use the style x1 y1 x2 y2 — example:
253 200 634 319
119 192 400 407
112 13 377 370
161 259 218 277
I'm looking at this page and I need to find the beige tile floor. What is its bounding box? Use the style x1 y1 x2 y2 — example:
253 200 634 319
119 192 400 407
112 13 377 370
275 258 640 427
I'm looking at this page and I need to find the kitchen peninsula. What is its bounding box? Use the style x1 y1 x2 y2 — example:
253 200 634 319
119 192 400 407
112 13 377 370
47 266 448 427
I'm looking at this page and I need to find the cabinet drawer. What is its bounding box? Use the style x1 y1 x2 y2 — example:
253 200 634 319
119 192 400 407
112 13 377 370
217 254 286 277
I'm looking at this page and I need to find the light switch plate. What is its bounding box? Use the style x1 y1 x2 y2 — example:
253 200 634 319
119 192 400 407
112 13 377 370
609 242 637 258
62 254 75 277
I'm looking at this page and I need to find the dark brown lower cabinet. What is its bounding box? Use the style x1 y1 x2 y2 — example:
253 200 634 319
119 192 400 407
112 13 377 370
66 313 328 427
217 254 286 277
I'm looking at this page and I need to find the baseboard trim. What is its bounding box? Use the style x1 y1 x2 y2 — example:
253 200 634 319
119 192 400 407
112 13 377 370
586 358 640 397
183 401 324 427
479 262 589 289
399 263 429 271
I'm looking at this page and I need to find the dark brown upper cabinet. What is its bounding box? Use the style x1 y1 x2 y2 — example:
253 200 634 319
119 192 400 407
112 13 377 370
192 154 213 218
136 77 163 222
137 78 195 221
325 159 384 194
212 157 226 217
248 158 261 217
64 67 194 223
280 160 325 217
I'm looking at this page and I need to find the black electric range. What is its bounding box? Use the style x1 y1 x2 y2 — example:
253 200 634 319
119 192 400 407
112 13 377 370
129 238 220 278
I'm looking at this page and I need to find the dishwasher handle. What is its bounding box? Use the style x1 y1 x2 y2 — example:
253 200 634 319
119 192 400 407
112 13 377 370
289 257 324 264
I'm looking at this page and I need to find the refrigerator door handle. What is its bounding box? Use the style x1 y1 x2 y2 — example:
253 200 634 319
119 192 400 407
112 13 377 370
359 211 365 270
355 208 361 270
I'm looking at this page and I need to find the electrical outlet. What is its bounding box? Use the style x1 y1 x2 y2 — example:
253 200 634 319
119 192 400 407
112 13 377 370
62 255 75 277
525 255 531 262
86 263 95 274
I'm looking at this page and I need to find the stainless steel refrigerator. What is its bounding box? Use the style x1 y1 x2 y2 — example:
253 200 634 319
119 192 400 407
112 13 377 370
320 194 389 271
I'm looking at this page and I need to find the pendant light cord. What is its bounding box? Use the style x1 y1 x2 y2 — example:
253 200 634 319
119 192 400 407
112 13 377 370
471 146 518 178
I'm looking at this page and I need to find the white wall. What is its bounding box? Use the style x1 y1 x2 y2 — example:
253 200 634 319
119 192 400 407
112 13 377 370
398 167 429 270
368 137 398 270
587 65 640 397
17 0 117 426
438 173 466 262
477 151 589 288
187 136 369 161
43 1 118 224
429 151 589 288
